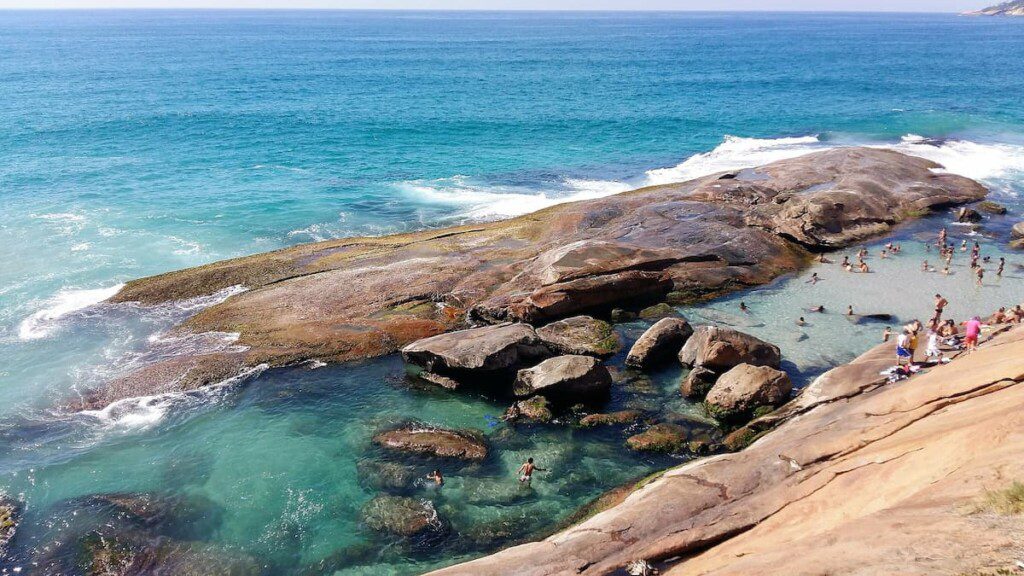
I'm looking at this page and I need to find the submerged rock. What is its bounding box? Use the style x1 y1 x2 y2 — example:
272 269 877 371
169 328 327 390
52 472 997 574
637 303 681 321
957 206 982 223
625 317 694 369
360 496 445 537
579 410 644 427
704 363 793 423
401 323 552 388
356 460 419 491
536 316 620 358
1013 221 1024 238
626 423 688 453
678 326 781 372
373 424 489 461
512 355 612 404
977 200 1007 214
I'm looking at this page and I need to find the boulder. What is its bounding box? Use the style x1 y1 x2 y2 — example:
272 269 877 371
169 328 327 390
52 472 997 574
579 410 644 427
512 355 612 404
356 460 418 491
678 326 781 372
610 309 638 323
503 396 554 423
401 323 552 388
977 200 1007 214
680 365 719 400
626 423 688 453
637 303 681 321
625 317 694 369
0 495 18 559
536 316 620 358
77 533 260 576
704 363 793 423
957 206 982 223
373 424 488 461
1013 221 1024 238
361 496 444 537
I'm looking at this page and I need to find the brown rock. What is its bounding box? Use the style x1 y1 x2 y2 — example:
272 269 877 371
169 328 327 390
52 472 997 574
637 303 681 321
626 317 694 369
1013 221 1024 238
679 365 718 400
678 326 781 372
372 425 488 461
957 206 983 223
579 410 644 427
401 323 552 388
536 316 620 358
977 200 1007 214
504 396 554 424
512 355 612 403
626 423 688 453
704 364 792 423
96 148 986 410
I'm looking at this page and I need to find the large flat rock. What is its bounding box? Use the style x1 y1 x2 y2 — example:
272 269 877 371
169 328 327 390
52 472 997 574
426 325 1024 576
95 148 986 410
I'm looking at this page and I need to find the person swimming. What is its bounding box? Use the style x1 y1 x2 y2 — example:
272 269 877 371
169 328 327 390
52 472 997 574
739 301 749 313
809 305 825 313
796 316 807 326
847 305 854 316
426 469 444 487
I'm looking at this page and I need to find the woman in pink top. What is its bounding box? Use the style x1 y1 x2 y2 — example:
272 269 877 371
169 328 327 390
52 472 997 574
962 316 982 352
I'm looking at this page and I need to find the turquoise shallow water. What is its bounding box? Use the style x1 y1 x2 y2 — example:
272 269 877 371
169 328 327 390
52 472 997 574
2 10 1024 575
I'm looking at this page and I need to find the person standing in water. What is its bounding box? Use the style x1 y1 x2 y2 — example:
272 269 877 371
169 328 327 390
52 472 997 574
517 458 547 483
997 257 1005 277
846 305 854 316
976 266 985 286
426 469 444 487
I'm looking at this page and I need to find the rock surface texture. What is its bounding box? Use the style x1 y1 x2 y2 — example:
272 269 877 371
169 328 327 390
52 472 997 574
426 325 1024 576
98 148 986 409
678 326 781 372
512 355 612 404
625 318 694 369
703 363 792 422
372 425 488 461
535 316 620 358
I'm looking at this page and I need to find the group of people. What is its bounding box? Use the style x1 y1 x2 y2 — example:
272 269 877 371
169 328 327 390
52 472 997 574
927 230 1006 285
421 457 546 490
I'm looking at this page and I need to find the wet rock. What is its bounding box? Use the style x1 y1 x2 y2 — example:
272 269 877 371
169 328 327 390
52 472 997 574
610 308 638 323
512 355 612 404
75 492 224 542
462 479 539 507
704 364 793 423
0 494 18 559
1013 221 1024 238
536 316 620 358
976 200 1007 214
626 423 688 453
503 395 554 423
373 424 488 461
845 312 895 325
579 410 644 427
79 532 259 576
680 365 719 400
637 303 681 321
356 460 418 491
401 323 552 389
678 326 781 372
626 317 694 369
957 206 983 223
360 496 445 537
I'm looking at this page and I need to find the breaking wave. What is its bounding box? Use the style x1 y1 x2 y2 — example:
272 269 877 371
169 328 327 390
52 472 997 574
18 283 125 340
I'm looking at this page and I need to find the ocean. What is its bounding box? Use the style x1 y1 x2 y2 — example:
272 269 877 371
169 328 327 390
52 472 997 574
1 10 1023 575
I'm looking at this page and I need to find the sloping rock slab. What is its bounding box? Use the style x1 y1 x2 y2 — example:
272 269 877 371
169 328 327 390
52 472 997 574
402 323 552 387
536 316 620 358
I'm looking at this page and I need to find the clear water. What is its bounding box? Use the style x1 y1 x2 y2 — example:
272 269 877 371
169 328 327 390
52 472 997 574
2 10 1024 575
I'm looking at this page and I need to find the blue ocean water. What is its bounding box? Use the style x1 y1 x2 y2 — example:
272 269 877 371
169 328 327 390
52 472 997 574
1 10 1024 575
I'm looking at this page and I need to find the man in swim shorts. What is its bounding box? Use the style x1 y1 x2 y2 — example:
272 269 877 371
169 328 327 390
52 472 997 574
518 457 546 483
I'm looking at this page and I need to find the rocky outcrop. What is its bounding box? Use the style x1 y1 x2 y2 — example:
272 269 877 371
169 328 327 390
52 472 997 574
625 423 688 453
426 326 1024 576
504 396 554 424
512 355 612 404
964 0 1024 16
401 323 552 389
536 316 620 358
357 460 418 491
625 318 694 369
1013 221 1024 238
977 200 1007 214
579 410 644 428
0 494 18 559
361 496 445 537
678 326 781 372
372 425 488 461
96 148 986 410
703 364 792 423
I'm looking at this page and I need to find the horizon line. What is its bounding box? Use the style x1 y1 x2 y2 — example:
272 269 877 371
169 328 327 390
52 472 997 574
0 7 971 13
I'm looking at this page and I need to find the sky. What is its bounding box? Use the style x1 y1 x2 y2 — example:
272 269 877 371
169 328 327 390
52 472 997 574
0 0 997 11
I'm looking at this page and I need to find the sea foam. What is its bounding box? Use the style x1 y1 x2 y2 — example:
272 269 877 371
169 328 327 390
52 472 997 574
18 284 125 340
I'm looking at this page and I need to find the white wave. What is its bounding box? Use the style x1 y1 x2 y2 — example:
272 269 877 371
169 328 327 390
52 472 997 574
18 283 125 340
643 135 824 186
78 364 268 430
70 242 91 252
396 175 631 220
885 135 1024 184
